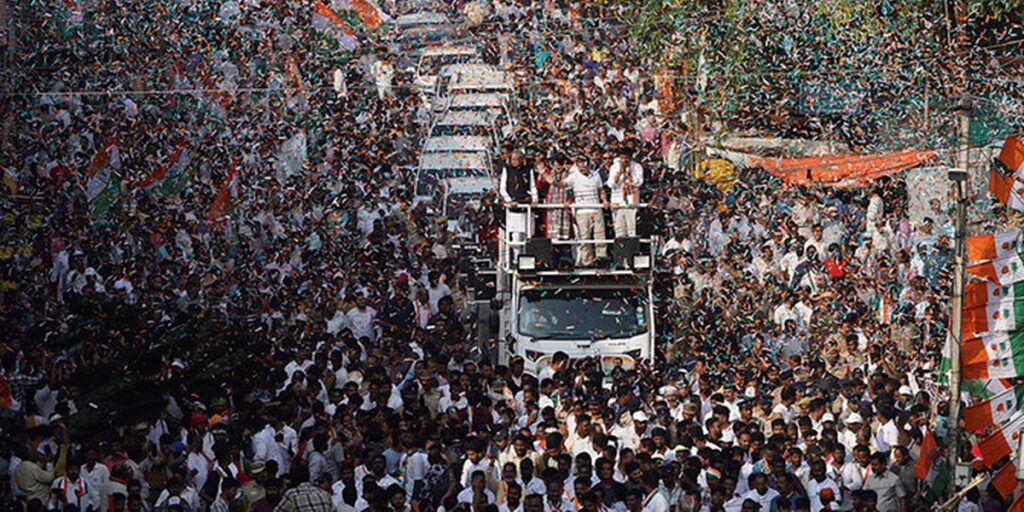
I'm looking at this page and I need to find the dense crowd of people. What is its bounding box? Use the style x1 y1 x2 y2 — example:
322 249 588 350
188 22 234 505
1 0 1022 511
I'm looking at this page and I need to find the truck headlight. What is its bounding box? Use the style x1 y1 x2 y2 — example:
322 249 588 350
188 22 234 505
518 255 536 271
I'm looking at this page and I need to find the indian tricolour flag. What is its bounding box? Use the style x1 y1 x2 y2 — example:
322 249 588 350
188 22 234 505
347 0 390 30
962 331 1024 380
312 1 359 50
84 140 121 219
964 385 1024 432
137 140 189 195
914 428 951 504
978 411 1024 466
963 281 1024 336
207 161 239 225
939 334 952 384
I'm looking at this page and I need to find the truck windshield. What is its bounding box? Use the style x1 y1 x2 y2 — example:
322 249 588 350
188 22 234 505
517 288 647 340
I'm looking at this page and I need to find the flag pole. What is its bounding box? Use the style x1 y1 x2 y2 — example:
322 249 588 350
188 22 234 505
945 93 972 501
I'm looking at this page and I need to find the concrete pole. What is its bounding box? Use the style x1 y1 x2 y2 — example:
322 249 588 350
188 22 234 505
945 93 971 500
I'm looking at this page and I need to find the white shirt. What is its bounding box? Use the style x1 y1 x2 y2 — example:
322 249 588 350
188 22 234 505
252 424 298 476
806 476 841 512
840 462 871 510
838 429 859 452
642 489 671 512
51 476 94 512
153 487 201 512
79 463 109 509
370 61 394 85
284 359 313 381
773 304 797 326
876 420 900 453
606 158 644 205
186 451 212 491
413 300 431 329
460 458 499 488
771 403 795 424
564 167 603 212
332 69 347 97
404 451 429 495
741 488 779 511
499 503 524 512
345 306 377 342
457 487 496 505
427 283 451 314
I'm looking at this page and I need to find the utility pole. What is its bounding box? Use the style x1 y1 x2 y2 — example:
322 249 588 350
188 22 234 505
945 93 971 502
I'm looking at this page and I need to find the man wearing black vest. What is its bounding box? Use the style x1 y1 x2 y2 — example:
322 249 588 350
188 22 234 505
499 150 537 255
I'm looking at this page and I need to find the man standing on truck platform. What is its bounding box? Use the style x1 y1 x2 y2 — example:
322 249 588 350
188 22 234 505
563 156 609 266
499 149 538 256
606 149 644 238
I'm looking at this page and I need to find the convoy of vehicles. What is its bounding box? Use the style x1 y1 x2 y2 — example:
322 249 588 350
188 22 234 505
399 9 655 375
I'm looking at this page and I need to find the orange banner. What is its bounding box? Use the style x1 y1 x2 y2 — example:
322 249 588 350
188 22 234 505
749 149 936 187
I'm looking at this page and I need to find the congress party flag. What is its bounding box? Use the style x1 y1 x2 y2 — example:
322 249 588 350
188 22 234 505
992 461 1019 499
990 168 1024 212
968 230 1022 262
964 385 1024 432
996 136 1024 178
978 412 1024 466
963 281 1024 336
962 331 1024 380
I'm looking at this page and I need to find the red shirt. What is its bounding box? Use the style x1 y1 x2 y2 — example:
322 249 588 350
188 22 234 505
822 258 847 280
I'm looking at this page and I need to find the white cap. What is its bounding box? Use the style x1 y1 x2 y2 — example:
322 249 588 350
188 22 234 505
632 410 649 422
822 413 835 423
659 385 679 397
846 412 864 424
898 385 913 396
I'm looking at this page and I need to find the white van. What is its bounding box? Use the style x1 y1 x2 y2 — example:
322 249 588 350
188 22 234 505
441 93 516 138
427 110 502 147
422 135 493 157
446 70 513 98
432 63 502 100
413 46 480 95
414 151 493 203
385 12 456 50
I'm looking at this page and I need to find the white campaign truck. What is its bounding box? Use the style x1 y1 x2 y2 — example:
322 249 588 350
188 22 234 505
479 204 657 377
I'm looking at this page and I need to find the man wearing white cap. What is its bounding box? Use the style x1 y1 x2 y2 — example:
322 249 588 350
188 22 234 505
838 413 863 452
658 385 683 421
896 385 914 411
611 411 649 451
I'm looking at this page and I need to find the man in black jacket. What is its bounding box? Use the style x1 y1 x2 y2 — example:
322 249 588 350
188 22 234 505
499 150 537 256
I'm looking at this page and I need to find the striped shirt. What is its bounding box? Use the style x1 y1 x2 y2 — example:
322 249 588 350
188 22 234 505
564 166 603 212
